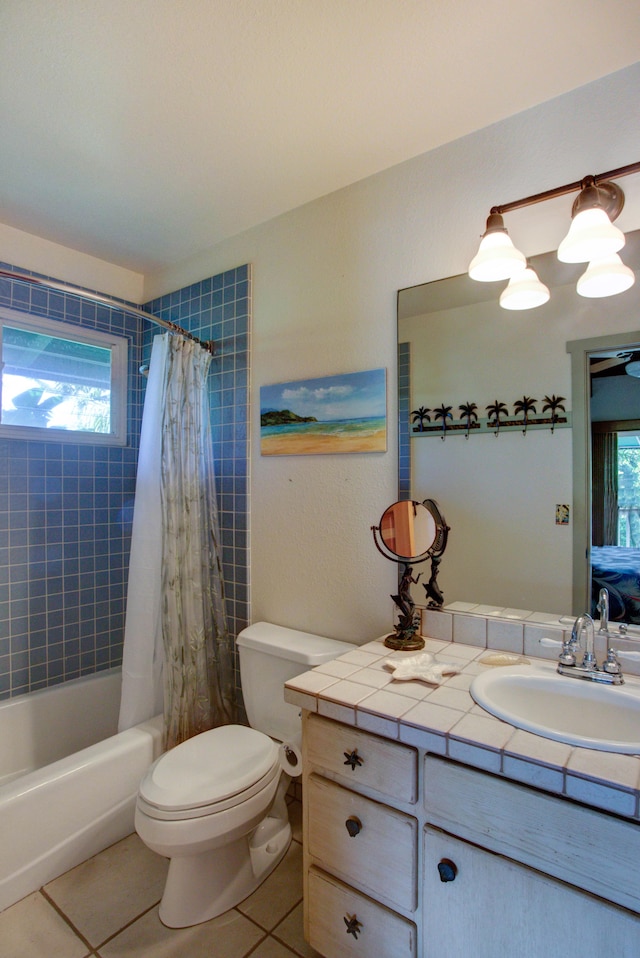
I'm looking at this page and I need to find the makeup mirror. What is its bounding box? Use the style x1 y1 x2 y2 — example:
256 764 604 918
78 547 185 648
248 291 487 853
372 498 449 648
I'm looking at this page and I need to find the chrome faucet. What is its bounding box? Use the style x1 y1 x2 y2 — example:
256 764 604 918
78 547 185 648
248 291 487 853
595 586 625 675
597 587 610 637
557 609 624 685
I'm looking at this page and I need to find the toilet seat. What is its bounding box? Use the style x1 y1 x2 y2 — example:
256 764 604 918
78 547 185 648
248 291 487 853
138 725 280 820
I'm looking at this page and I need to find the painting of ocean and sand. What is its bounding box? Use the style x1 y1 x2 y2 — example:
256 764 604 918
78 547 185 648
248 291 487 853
260 368 387 456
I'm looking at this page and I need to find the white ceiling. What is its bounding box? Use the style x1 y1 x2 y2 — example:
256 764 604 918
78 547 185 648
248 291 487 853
1 1 639 274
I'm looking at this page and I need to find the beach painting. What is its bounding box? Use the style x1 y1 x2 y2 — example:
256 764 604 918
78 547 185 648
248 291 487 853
260 368 387 456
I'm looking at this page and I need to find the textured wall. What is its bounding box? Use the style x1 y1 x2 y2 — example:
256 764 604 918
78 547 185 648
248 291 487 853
144 65 640 642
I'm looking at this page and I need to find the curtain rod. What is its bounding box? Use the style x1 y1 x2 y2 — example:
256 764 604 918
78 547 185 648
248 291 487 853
0 268 215 355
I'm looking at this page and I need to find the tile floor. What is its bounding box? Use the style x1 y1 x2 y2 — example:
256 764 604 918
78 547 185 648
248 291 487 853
0 800 321 958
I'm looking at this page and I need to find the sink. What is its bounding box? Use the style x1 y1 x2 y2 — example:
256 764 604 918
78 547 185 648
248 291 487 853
470 662 640 753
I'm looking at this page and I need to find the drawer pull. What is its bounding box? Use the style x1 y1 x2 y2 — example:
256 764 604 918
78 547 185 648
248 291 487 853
343 748 364 770
345 815 362 837
437 858 458 883
344 914 363 939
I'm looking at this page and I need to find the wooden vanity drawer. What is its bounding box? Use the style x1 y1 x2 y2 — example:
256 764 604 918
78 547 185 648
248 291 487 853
307 773 418 911
304 712 418 803
307 866 417 958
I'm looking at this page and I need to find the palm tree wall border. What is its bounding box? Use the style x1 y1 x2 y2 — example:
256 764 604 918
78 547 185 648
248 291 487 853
410 396 570 438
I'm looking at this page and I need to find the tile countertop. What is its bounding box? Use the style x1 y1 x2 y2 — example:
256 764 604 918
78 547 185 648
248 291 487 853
284 634 640 823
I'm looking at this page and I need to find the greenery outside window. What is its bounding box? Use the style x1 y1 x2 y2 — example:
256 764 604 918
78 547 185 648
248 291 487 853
617 432 640 547
0 307 128 444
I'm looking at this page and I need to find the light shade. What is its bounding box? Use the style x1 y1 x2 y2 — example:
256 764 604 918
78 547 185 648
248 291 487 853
468 212 527 282
576 253 636 298
557 206 626 264
499 267 550 310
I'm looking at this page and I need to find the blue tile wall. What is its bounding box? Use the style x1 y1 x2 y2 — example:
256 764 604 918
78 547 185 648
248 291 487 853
0 263 251 702
398 341 411 500
0 265 144 699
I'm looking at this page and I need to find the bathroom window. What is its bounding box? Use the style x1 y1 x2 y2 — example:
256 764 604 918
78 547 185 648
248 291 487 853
617 431 640 547
0 307 128 444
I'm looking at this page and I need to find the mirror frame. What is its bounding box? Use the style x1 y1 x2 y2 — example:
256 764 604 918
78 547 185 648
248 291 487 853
377 499 437 562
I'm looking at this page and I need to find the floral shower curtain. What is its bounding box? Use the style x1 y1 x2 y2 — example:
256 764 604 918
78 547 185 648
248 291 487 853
160 334 235 748
119 333 236 748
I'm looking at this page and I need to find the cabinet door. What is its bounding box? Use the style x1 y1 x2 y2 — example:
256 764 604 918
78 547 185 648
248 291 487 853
425 754 640 913
423 827 640 958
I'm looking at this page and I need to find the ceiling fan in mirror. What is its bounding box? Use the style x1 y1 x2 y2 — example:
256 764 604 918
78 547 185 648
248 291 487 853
372 499 449 650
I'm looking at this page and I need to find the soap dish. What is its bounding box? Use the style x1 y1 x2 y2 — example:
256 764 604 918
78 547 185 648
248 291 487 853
479 652 530 667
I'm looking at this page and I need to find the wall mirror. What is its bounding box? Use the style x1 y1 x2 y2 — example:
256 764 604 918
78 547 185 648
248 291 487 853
398 229 640 619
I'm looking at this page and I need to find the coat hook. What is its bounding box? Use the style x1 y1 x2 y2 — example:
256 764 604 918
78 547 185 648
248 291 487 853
542 394 566 434
410 406 431 432
514 396 537 435
459 402 478 439
434 404 453 440
486 400 509 437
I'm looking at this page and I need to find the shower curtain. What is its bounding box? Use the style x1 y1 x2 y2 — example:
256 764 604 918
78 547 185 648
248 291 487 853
118 333 235 748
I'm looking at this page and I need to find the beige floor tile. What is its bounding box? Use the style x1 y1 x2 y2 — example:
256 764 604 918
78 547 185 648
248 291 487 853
237 842 303 930
98 904 265 958
45 833 168 946
273 902 322 958
250 937 300 958
0 892 90 958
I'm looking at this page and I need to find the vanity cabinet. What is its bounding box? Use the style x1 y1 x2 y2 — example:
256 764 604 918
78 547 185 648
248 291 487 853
302 712 640 958
423 756 640 957
423 829 640 956
303 712 419 957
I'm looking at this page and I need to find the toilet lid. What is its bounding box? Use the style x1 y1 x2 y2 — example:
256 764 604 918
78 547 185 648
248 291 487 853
139 725 280 811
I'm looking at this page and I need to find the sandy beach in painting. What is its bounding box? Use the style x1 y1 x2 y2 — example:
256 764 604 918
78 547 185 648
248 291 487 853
261 418 387 456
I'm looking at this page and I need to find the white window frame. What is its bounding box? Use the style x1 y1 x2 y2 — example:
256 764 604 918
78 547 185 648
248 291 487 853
0 306 128 445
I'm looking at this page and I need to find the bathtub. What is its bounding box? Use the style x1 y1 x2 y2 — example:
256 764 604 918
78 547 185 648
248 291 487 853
0 668 163 912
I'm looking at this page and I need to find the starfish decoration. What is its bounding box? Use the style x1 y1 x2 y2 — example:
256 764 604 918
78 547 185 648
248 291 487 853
344 915 362 940
385 652 460 685
343 749 363 770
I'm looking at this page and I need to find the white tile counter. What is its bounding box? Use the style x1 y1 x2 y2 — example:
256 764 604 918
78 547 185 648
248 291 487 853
285 619 640 822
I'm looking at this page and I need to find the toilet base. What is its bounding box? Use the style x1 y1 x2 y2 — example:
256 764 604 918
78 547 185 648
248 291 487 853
159 813 292 928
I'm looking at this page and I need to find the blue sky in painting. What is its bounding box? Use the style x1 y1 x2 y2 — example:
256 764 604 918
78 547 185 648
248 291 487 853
260 368 386 422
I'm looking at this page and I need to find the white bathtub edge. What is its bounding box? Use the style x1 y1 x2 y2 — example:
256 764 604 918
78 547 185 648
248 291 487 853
0 715 163 913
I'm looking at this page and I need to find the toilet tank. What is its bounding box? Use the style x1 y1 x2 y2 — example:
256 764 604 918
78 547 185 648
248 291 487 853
237 622 356 743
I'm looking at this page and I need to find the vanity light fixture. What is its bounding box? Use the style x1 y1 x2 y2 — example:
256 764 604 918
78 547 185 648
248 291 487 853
557 177 626 264
499 266 550 311
468 211 527 282
468 161 640 309
576 253 636 299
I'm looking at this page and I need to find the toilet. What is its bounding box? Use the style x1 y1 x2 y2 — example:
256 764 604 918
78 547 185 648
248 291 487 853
134 621 355 928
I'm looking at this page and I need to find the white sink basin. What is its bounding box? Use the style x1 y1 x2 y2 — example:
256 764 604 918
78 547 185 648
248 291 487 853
470 662 640 753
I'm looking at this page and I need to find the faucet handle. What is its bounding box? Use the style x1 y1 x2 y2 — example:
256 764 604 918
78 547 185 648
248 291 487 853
558 635 577 666
603 648 622 675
